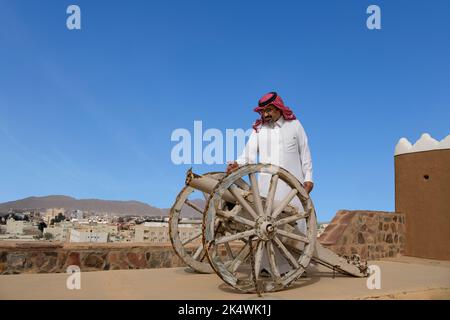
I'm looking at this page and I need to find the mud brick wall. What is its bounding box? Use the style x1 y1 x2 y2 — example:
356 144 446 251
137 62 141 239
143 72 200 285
319 210 406 260
395 148 450 260
0 242 189 275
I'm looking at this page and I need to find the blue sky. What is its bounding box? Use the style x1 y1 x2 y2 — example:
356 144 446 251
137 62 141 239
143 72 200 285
0 0 449 222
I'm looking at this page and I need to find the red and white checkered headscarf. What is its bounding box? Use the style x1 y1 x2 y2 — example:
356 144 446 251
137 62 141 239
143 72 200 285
252 92 296 131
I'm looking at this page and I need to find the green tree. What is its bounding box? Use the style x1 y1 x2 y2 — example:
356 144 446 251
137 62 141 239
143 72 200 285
43 232 54 240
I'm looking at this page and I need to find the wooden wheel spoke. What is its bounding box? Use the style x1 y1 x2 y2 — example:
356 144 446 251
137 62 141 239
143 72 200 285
227 243 251 273
235 179 250 191
224 243 235 259
217 207 255 228
276 228 310 244
271 189 298 220
229 185 258 220
266 241 281 280
185 200 204 215
253 240 265 279
273 236 300 269
192 243 205 260
264 174 279 216
274 212 309 227
182 231 202 245
249 173 264 217
198 248 208 262
215 229 256 245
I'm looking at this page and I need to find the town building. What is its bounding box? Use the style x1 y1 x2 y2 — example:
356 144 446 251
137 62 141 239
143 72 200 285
134 221 200 244
69 229 108 243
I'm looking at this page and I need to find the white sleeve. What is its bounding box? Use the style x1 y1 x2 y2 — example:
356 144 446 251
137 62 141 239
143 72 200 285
236 129 258 165
296 121 313 183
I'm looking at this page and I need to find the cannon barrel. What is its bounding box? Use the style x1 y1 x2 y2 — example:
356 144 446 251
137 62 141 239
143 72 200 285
185 168 299 215
185 168 237 203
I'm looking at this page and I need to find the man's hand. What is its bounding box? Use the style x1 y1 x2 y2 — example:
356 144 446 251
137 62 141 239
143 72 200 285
303 181 314 194
226 161 239 174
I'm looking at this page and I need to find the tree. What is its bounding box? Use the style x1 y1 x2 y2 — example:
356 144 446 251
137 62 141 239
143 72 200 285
38 221 47 232
43 233 54 240
55 213 65 223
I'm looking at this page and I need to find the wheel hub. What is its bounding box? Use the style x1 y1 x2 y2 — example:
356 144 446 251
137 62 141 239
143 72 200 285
255 216 276 240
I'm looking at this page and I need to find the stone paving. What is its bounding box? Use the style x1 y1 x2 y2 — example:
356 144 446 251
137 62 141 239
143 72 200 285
1 256 449 300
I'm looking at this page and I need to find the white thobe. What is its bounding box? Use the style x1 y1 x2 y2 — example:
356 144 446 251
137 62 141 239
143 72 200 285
236 117 313 274
236 116 313 198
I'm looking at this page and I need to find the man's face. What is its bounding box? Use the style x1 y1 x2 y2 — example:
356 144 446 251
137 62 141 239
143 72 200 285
262 104 282 124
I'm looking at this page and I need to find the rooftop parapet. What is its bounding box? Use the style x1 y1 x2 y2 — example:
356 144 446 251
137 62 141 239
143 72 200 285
395 133 450 156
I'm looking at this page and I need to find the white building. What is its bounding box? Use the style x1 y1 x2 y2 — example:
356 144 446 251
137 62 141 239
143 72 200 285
77 223 118 235
0 234 36 241
43 221 74 242
69 229 108 243
6 218 33 235
43 226 68 242
42 221 118 242
134 222 200 244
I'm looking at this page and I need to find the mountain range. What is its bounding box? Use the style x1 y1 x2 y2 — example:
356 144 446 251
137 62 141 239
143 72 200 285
0 195 330 223
0 195 206 217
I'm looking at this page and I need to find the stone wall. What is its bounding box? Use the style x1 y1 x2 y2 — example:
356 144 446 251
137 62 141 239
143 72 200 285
319 210 405 260
0 242 188 275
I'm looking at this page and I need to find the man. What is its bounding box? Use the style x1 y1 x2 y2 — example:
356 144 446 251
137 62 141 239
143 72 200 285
226 91 314 275
227 91 313 193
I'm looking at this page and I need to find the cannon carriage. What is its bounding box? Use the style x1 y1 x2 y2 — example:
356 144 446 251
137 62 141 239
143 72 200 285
169 164 368 293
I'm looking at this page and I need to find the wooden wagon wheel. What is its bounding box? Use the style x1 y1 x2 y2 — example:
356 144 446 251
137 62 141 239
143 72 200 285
169 172 225 273
169 172 250 273
203 164 317 293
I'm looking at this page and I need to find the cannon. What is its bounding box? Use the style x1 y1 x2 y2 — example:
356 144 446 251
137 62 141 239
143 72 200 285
169 164 368 293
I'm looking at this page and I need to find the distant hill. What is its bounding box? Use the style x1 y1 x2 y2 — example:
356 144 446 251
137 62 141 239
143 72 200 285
0 195 171 217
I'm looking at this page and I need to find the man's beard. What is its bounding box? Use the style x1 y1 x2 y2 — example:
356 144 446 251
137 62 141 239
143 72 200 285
264 116 274 124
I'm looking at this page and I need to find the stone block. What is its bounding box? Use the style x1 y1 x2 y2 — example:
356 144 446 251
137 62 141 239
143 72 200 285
40 256 58 273
386 234 393 244
357 233 365 244
127 251 146 268
0 251 7 263
66 252 81 266
390 223 396 233
8 254 26 270
83 253 106 269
